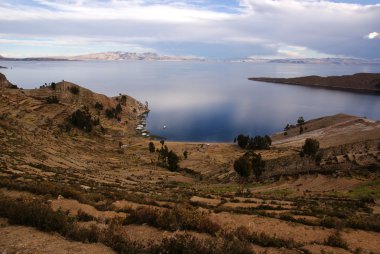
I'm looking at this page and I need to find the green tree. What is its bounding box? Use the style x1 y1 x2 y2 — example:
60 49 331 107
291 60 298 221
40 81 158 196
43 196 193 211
183 150 188 159
297 116 305 125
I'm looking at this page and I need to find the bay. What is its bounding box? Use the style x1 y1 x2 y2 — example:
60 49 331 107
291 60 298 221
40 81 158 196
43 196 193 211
1 60 379 142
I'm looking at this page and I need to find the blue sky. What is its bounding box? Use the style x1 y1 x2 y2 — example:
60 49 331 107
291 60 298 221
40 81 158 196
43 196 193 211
0 0 379 59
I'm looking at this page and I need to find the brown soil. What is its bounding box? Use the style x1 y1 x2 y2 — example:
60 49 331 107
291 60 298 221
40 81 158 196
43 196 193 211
0 220 115 254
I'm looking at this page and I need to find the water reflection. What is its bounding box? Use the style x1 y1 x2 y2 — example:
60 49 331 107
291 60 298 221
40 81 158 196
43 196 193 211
1 61 379 142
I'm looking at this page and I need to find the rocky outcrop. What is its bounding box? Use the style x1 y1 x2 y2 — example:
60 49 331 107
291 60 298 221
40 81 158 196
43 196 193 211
0 73 12 89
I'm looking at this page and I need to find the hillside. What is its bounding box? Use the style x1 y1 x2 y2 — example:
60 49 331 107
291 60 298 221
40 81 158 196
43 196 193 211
1 73 380 254
249 73 380 94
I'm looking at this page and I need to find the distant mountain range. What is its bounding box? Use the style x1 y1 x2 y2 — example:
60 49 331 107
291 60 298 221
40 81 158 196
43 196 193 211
231 57 380 65
0 51 205 62
0 52 379 64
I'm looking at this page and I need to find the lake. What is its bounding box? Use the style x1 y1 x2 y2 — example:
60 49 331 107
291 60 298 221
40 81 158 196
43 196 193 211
1 60 379 142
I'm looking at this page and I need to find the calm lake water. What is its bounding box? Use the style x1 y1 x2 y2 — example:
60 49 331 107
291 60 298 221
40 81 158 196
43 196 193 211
1 60 380 142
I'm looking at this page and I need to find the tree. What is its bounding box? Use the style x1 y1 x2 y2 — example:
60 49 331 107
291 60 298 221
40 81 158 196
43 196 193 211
237 134 249 149
115 103 122 114
167 151 179 172
149 142 155 153
234 151 265 180
68 108 98 132
297 116 305 125
121 95 127 106
301 138 320 172
251 153 265 180
51 82 56 90
105 108 116 119
183 150 188 159
302 138 320 158
233 157 251 178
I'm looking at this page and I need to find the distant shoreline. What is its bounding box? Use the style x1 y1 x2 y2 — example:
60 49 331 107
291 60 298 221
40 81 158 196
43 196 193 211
249 73 380 95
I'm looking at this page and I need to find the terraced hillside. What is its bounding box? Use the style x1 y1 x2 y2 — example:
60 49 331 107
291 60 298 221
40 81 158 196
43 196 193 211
1 73 379 254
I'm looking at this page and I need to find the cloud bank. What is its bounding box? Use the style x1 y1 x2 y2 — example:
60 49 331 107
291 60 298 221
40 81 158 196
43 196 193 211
0 0 379 58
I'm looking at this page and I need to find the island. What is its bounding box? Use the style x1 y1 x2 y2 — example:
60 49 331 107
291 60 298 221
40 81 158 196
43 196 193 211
0 66 7 69
249 73 380 94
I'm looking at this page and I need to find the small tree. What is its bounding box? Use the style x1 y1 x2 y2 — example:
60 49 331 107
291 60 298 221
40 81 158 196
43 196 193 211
302 138 320 158
234 157 251 178
301 138 320 171
51 82 56 90
149 142 155 153
183 150 188 159
297 116 305 125
251 153 265 180
237 134 249 149
121 95 127 106
167 151 179 172
115 103 122 114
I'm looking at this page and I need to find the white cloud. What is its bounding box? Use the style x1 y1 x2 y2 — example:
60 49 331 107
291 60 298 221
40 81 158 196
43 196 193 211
367 32 379 39
0 0 379 58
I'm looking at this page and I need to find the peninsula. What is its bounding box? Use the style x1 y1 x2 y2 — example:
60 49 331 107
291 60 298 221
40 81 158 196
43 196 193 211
249 73 380 94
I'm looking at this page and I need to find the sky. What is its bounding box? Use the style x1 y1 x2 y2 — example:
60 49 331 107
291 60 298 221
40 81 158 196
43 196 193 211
0 0 379 59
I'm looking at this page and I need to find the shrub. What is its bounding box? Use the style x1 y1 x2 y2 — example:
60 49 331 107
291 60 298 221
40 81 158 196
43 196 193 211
46 96 59 104
125 206 220 235
95 102 103 110
51 82 56 90
116 103 122 114
0 195 69 233
151 233 252 254
68 108 97 132
69 86 80 94
106 108 116 119
149 142 155 153
234 151 265 180
302 138 320 158
324 231 348 249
